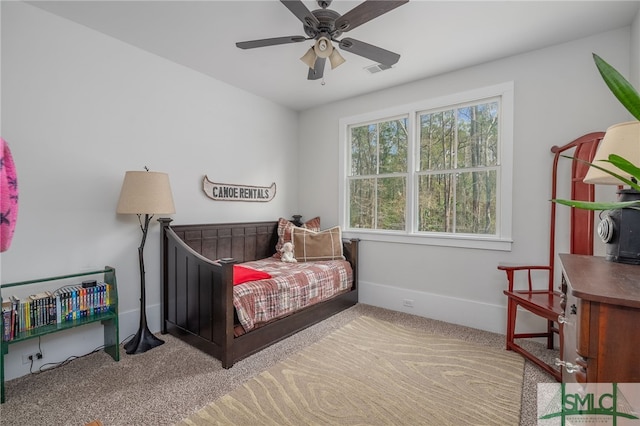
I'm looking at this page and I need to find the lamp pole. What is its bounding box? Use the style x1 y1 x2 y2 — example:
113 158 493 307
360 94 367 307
123 213 164 354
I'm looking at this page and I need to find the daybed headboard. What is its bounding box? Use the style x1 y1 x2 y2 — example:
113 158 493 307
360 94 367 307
159 217 359 272
164 220 279 264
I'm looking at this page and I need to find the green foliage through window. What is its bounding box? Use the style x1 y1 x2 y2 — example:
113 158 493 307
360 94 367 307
349 118 408 229
347 99 500 236
418 101 498 234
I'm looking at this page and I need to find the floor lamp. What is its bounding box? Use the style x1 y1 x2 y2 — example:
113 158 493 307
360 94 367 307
116 170 175 354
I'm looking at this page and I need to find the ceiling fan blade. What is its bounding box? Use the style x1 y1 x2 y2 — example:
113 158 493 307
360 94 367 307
339 38 400 66
308 57 326 80
236 36 307 49
281 0 320 30
335 0 408 33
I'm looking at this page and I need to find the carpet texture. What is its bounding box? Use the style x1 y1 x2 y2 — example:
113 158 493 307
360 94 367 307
1 304 554 425
178 316 524 426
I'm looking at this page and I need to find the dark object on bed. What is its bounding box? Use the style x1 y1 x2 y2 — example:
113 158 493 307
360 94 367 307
159 217 359 368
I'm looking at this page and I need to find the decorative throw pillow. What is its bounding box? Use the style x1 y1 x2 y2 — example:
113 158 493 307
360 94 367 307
233 264 272 286
292 226 344 262
273 216 320 258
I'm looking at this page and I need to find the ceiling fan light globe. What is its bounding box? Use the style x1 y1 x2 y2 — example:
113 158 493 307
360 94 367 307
329 49 346 69
314 36 333 58
300 47 318 68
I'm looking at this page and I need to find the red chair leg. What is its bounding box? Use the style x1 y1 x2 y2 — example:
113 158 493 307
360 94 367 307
506 299 516 350
547 319 555 349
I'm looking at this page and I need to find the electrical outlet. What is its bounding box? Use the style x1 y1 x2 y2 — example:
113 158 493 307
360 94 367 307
402 299 414 308
22 351 43 364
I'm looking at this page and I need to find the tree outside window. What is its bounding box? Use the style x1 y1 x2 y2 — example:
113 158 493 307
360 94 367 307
346 98 500 237
349 118 408 230
418 100 499 235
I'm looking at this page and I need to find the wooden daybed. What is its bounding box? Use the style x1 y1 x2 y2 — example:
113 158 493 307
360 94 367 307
159 217 359 368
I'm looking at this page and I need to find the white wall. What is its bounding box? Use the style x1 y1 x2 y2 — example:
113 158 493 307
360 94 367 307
1 2 299 380
632 8 640 87
298 28 633 334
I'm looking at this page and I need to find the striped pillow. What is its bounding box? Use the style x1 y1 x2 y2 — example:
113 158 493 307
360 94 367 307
273 216 320 258
292 226 344 262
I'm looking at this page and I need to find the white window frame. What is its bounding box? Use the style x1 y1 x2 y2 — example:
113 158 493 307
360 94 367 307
338 82 514 251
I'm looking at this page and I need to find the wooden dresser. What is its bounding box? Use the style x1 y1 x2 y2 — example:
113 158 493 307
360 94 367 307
559 254 640 383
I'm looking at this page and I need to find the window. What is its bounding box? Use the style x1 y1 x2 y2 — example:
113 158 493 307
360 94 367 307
339 83 513 251
349 117 408 231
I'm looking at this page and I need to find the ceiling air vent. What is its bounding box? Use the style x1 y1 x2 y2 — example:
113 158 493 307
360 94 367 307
364 63 392 74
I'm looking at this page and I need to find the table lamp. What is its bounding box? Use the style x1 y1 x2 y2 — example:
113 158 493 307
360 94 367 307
116 169 175 353
583 121 640 264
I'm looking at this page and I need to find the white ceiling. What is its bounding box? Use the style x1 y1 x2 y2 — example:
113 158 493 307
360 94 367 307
28 0 640 111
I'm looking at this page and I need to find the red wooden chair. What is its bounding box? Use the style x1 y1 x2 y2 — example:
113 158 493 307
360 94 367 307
498 132 604 381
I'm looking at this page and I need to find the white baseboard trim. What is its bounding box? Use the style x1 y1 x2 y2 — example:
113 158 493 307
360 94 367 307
359 281 552 337
359 280 507 334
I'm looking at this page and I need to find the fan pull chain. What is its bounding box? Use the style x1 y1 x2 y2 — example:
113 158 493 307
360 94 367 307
321 77 326 86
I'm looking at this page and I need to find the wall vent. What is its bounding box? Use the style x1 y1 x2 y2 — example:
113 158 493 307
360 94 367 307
364 63 392 74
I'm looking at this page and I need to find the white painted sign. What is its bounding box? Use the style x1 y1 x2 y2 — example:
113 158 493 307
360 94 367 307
202 176 276 202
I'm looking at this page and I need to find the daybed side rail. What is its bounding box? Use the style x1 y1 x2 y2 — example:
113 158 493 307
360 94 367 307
159 218 233 361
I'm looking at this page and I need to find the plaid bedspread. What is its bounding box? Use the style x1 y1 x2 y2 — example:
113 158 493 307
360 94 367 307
233 258 353 333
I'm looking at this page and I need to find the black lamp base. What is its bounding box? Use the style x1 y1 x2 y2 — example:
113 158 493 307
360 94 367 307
124 324 164 354
124 213 165 355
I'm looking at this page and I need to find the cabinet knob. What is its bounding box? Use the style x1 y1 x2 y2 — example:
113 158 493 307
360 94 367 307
557 314 573 325
554 358 580 374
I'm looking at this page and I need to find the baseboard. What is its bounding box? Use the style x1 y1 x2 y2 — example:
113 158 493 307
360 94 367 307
359 280 547 336
358 280 505 333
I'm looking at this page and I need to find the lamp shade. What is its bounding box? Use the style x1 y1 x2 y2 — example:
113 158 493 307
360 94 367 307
584 121 640 185
116 171 175 215
300 47 317 68
329 49 346 69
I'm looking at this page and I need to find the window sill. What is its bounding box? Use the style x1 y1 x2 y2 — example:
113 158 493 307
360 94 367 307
342 230 513 251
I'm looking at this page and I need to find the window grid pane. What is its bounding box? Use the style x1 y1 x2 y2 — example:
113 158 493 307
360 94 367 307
456 102 499 168
378 119 408 174
376 176 406 230
350 124 378 176
348 117 408 231
417 173 454 232
416 99 499 235
419 110 455 171
349 178 376 229
455 170 497 234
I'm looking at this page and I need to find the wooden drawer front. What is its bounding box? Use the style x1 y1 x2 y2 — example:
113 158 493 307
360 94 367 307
574 298 589 383
577 299 590 358
593 303 640 382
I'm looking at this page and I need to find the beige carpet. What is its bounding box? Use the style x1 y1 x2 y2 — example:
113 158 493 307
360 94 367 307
2 305 554 425
178 316 525 426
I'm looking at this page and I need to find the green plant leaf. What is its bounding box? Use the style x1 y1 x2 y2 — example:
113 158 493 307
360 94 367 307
593 53 640 120
552 198 640 211
561 154 640 192
608 154 640 183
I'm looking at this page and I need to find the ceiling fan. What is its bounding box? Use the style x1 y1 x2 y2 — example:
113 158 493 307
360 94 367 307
236 0 409 81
